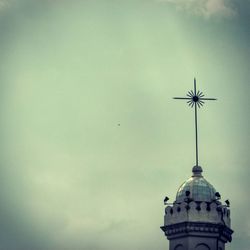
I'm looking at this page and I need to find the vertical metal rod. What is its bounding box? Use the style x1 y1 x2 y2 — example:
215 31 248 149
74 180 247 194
195 102 198 166
194 78 196 94
194 78 198 166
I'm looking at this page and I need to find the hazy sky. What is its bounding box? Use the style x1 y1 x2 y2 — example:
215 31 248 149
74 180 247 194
0 0 249 249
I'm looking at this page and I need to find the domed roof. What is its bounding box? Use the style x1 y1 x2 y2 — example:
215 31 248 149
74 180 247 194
175 166 217 203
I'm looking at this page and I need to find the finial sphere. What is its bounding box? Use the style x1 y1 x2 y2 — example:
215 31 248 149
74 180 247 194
192 165 203 177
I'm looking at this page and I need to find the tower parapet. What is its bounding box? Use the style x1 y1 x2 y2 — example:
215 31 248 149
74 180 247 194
164 201 231 228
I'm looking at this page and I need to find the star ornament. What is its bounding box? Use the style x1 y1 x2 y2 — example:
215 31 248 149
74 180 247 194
173 78 217 108
187 89 205 108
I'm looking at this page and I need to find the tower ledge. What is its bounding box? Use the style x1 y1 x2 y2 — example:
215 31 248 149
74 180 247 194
161 221 233 243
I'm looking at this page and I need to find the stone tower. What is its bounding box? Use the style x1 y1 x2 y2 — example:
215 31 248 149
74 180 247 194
161 165 233 250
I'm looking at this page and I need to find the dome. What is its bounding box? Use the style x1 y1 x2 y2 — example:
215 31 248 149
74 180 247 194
175 166 217 203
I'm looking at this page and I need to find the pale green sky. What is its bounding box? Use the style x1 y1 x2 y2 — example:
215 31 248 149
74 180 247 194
0 0 249 249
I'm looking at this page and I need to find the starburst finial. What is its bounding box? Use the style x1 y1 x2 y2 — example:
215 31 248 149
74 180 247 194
173 78 217 166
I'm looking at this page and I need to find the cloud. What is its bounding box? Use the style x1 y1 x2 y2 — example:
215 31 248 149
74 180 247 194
0 0 11 10
159 0 237 18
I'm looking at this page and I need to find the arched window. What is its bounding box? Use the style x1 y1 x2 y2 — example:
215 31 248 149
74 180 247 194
174 244 184 250
195 243 210 250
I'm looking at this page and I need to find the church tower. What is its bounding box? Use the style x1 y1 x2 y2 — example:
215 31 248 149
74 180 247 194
161 79 233 250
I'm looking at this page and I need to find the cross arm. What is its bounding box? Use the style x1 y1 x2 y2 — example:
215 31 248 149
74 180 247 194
200 98 217 100
173 97 191 100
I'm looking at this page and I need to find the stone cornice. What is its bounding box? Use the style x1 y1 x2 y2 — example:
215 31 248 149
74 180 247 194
161 221 233 243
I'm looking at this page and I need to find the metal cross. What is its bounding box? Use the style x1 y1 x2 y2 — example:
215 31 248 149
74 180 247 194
173 78 217 167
